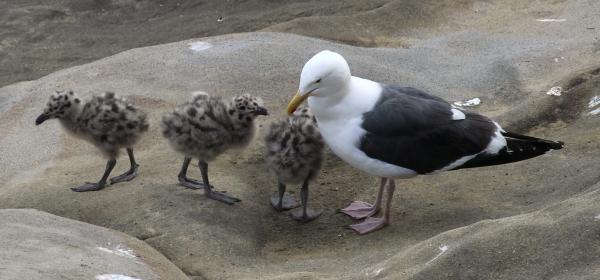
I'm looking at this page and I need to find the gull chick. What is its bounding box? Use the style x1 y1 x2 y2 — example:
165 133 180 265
162 92 268 205
36 90 149 192
265 107 324 222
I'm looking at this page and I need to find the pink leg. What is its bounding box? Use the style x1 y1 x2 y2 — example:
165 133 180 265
341 178 387 219
349 179 396 235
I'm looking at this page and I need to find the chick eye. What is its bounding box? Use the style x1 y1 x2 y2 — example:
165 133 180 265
315 79 321 83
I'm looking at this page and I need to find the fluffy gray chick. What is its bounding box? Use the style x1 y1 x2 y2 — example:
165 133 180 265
35 90 149 192
265 107 324 222
162 92 268 205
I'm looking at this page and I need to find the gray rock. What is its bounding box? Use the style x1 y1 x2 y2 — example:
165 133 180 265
0 209 189 280
0 0 386 87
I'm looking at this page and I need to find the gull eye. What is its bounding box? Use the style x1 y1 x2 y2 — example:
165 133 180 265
315 79 321 83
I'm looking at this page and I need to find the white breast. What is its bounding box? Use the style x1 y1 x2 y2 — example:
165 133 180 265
318 118 417 178
310 76 418 179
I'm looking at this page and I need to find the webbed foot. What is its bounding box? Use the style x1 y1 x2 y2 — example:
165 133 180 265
110 164 139 184
340 201 379 219
290 207 322 222
347 217 387 235
270 192 300 211
178 176 213 190
71 182 105 192
207 191 241 205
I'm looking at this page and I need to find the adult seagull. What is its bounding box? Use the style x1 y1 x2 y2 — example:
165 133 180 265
286 50 564 235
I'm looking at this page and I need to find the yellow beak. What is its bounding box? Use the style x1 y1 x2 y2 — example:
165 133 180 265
286 90 309 115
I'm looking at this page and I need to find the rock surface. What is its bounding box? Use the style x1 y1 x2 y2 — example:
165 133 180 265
1 0 600 279
0 0 387 87
0 209 189 280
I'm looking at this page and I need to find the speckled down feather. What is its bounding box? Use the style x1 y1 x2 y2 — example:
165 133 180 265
162 92 264 161
41 90 148 157
265 108 324 184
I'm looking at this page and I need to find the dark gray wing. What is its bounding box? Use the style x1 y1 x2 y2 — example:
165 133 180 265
359 85 497 174
384 85 448 103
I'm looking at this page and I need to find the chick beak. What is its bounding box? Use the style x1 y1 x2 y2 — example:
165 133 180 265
286 90 309 116
254 106 269 116
35 113 50 126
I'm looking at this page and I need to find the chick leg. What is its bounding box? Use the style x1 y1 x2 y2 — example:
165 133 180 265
348 179 396 235
270 180 300 211
110 148 139 184
71 159 116 192
341 178 387 219
290 178 322 222
199 160 241 205
178 157 210 189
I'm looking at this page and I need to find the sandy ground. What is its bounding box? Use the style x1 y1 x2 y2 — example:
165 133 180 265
1 1 600 279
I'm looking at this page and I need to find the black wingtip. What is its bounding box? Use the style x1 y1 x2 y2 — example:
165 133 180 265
551 141 565 150
456 135 564 170
501 131 564 150
542 139 564 150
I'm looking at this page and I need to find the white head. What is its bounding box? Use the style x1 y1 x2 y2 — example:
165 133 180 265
287 50 351 115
